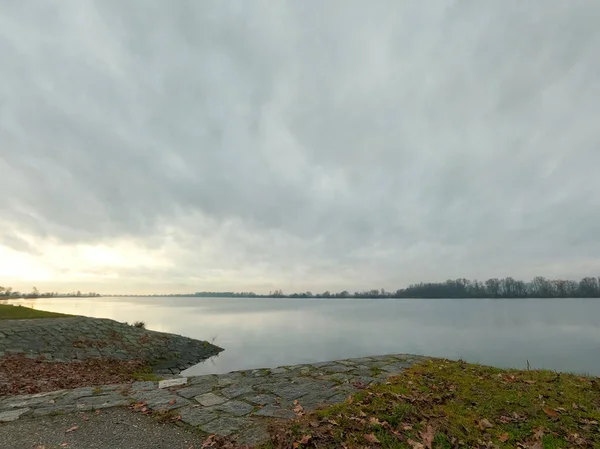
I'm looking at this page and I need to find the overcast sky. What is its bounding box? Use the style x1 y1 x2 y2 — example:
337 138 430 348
1 1 599 295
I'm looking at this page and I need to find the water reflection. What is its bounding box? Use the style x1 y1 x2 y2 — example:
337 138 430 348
3 297 599 376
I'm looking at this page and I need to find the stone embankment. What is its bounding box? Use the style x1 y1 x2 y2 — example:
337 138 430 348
0 353 426 446
0 317 222 374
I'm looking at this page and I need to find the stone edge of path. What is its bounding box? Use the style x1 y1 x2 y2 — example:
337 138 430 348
0 353 428 446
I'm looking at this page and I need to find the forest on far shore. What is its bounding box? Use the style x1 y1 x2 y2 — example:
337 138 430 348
105 276 600 299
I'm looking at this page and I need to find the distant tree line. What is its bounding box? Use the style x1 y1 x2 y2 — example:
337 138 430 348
112 276 600 299
0 286 101 299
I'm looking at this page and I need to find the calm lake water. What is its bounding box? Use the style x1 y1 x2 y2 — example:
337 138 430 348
4 297 600 376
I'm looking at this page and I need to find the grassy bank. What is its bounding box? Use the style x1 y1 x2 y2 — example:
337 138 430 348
0 304 72 320
265 359 600 448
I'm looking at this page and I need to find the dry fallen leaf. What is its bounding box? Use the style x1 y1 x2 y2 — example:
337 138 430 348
498 433 510 442
299 434 312 444
407 439 425 449
532 428 544 440
543 407 559 418
65 426 79 433
523 442 543 449
359 410 367 417
34 446 46 449
168 399 177 406
309 421 319 428
369 417 382 426
364 433 381 444
390 428 404 438
60 444 69 448
479 418 494 429
201 434 216 448
420 425 435 449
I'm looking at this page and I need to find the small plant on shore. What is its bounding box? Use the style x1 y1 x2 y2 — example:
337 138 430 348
132 321 146 329
132 366 162 382
152 409 182 424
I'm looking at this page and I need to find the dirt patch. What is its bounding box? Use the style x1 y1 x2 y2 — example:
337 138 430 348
0 354 151 396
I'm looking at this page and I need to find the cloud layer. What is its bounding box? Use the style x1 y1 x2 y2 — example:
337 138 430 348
1 1 599 293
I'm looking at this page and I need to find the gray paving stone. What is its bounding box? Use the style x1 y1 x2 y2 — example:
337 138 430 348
221 385 255 399
74 395 131 410
131 389 190 411
245 394 276 406
178 406 220 426
380 361 413 373
264 383 312 401
215 400 253 416
59 387 97 402
348 357 376 364
0 408 30 422
323 392 350 404
337 359 358 366
311 361 334 368
199 416 248 436
327 373 355 383
236 424 271 446
321 364 354 373
175 383 215 399
352 375 378 386
217 373 244 386
188 374 218 386
194 392 227 406
0 391 64 409
31 405 77 417
295 392 336 411
131 381 158 392
253 405 296 419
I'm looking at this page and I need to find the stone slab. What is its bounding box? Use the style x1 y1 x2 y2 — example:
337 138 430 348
158 377 187 389
0 408 30 422
194 392 227 407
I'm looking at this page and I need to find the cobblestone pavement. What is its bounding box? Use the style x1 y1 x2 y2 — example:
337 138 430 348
0 353 426 446
0 317 222 374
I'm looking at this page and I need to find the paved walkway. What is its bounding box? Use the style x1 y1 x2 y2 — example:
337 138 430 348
0 317 222 374
0 353 426 446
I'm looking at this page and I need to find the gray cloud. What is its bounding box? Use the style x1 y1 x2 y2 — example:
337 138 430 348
1 1 600 293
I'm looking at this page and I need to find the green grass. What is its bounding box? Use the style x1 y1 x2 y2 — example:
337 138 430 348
132 366 163 382
266 359 600 448
0 304 72 320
